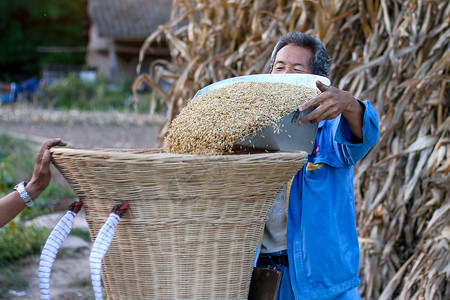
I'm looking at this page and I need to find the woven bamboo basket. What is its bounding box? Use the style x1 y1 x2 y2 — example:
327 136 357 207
50 148 307 299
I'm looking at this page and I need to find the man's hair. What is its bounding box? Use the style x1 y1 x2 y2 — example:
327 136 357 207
269 32 330 77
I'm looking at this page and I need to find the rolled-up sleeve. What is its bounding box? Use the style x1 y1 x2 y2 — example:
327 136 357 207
334 100 380 165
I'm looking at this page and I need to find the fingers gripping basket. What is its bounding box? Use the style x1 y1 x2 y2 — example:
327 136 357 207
50 148 307 299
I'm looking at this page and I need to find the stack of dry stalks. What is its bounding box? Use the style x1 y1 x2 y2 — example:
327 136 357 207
134 0 449 299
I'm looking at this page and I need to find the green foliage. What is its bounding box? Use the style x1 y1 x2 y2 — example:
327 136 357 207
70 227 91 243
42 75 160 113
0 265 28 296
0 222 50 265
0 222 49 295
0 134 34 194
0 0 89 81
43 75 129 111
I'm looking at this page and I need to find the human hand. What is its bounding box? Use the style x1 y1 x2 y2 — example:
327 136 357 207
298 80 356 124
26 138 67 200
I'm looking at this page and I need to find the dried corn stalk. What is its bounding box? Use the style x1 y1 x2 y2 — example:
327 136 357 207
165 81 318 154
135 0 449 298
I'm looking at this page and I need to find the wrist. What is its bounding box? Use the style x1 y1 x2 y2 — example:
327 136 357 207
14 181 35 207
25 181 43 200
342 98 364 140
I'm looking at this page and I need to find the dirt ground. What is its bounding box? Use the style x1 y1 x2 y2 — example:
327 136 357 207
0 104 164 299
0 105 164 149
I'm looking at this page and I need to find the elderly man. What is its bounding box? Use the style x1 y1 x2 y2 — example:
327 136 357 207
256 32 380 299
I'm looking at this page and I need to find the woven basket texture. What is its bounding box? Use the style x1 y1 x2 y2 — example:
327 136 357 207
50 148 307 299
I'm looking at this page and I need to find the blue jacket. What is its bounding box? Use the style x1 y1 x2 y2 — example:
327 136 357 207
286 100 379 299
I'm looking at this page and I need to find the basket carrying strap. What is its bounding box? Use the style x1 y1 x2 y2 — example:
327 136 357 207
39 201 83 300
89 204 129 300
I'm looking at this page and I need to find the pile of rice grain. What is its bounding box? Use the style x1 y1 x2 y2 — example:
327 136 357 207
164 81 319 155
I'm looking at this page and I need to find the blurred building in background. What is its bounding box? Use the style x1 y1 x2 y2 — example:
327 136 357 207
86 0 172 82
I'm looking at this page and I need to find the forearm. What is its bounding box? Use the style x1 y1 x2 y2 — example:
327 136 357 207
0 138 66 228
0 182 42 228
0 192 26 227
342 98 364 140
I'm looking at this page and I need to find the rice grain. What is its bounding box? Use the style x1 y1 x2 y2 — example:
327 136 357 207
164 81 318 155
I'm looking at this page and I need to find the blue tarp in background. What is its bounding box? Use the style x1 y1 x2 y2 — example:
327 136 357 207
1 77 41 103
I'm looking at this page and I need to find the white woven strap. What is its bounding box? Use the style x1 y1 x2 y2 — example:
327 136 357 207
89 212 121 300
39 210 77 300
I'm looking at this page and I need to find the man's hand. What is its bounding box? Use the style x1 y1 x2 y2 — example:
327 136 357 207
26 138 67 199
298 80 364 139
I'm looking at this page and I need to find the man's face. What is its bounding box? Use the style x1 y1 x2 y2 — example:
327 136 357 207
271 44 313 74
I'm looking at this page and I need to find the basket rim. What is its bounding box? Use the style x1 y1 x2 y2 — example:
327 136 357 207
50 148 308 162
